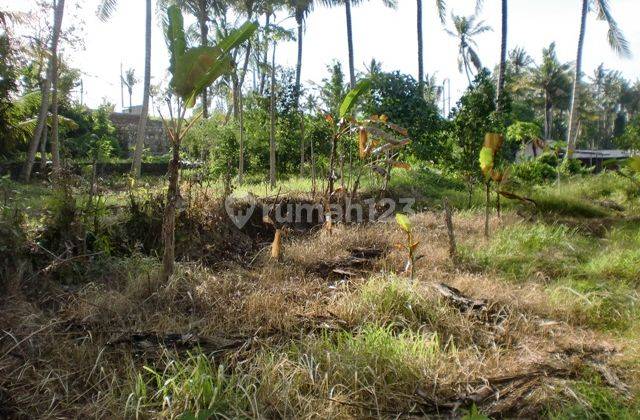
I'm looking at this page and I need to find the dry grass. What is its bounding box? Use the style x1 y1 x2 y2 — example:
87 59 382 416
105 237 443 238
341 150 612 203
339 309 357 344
1 191 638 418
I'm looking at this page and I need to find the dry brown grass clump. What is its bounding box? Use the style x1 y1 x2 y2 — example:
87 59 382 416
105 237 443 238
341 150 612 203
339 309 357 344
1 205 636 418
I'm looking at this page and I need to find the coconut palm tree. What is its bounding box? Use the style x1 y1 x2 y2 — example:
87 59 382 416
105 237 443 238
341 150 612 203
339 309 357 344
288 0 314 173
566 0 630 158
122 68 137 112
288 0 314 104
509 46 533 77
416 0 446 93
97 0 152 179
528 42 572 139
322 0 397 89
445 13 491 85
21 0 65 182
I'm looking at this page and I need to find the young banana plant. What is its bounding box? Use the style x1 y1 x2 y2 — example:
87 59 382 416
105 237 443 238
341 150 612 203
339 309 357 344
479 133 504 238
160 6 257 282
395 213 419 281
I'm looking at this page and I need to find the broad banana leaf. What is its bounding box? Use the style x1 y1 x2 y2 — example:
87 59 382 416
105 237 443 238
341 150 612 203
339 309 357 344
339 79 371 119
166 6 257 108
479 146 494 176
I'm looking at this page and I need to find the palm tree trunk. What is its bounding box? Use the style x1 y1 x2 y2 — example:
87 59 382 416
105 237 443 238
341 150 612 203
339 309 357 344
21 0 64 182
416 0 424 92
236 42 253 185
199 10 209 119
39 125 48 174
311 120 316 192
296 19 305 174
131 0 151 179
344 0 356 89
463 53 473 85
544 92 551 139
496 0 508 113
295 19 303 103
259 13 271 95
269 42 277 188
566 0 588 159
239 90 245 179
50 50 61 172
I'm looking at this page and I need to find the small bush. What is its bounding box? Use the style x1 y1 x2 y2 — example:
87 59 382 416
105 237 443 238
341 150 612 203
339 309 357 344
511 158 557 184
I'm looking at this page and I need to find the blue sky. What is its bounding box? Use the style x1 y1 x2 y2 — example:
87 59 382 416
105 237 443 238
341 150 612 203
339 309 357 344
5 0 640 114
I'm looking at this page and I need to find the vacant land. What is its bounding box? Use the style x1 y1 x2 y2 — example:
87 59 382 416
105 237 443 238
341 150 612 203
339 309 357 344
1 169 638 419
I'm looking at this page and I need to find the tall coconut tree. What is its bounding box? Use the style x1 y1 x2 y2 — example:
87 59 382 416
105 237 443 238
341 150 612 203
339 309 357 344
322 0 397 89
21 0 65 182
288 0 314 103
288 0 314 173
417 0 446 92
566 0 630 158
528 42 572 139
509 46 533 77
445 13 491 85
121 68 138 111
97 0 152 179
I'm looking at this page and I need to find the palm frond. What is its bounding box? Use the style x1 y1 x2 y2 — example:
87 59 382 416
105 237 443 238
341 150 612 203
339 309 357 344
96 0 119 22
468 46 482 71
469 20 492 36
435 0 446 24
593 0 631 58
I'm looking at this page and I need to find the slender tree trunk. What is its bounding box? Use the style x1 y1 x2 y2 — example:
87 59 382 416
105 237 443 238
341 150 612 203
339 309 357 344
161 136 180 283
496 0 508 113
295 19 303 102
199 9 209 119
484 182 490 238
131 0 151 178
416 0 424 92
544 93 551 139
463 52 473 86
296 19 304 175
566 0 588 159
259 13 271 95
239 90 245 181
311 124 316 193
236 41 253 184
269 43 277 188
300 117 305 176
39 126 48 174
344 0 356 89
21 0 64 182
50 51 61 172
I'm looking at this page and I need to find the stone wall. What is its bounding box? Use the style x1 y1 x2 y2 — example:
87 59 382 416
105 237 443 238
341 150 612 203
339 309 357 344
110 113 168 156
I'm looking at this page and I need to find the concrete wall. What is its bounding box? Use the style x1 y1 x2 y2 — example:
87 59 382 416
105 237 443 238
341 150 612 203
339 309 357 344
110 113 169 156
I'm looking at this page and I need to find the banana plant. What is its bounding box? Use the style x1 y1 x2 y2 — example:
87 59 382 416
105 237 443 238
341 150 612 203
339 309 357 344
160 5 257 282
479 132 504 238
480 133 538 236
395 213 419 281
324 79 411 198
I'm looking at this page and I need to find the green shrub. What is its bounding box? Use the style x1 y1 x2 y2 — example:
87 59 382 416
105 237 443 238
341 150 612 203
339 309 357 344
511 158 557 184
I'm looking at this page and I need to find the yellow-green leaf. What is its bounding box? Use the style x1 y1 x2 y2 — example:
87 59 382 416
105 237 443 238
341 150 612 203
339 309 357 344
479 146 494 175
395 213 411 232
